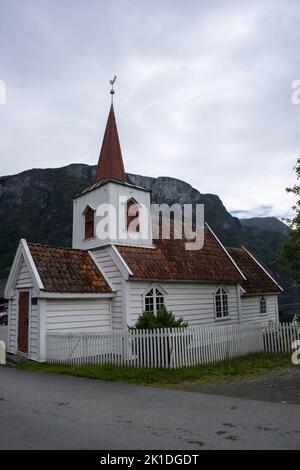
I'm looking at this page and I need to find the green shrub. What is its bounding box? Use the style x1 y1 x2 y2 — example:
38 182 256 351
131 307 188 330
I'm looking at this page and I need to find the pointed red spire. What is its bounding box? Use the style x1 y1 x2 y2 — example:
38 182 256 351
95 104 126 183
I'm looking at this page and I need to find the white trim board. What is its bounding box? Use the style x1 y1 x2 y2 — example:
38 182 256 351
110 245 133 278
39 292 115 299
21 239 44 290
88 250 116 293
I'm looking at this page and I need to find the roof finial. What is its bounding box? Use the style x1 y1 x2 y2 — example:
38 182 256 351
109 75 117 102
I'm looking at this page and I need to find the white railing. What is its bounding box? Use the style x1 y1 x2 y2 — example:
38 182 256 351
46 322 300 369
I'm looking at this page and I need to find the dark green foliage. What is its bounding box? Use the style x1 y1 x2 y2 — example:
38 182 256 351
275 230 300 284
275 159 300 284
240 217 289 236
131 307 188 330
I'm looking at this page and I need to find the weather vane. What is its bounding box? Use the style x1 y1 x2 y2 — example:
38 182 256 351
110 76 117 100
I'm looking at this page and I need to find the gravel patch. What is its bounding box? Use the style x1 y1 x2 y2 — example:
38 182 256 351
178 367 300 404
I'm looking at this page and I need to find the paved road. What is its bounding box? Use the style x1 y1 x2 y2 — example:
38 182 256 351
0 366 300 450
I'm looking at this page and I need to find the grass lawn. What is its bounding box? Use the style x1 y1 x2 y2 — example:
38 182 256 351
17 353 293 387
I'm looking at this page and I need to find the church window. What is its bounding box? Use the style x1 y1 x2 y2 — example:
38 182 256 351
215 287 229 319
259 296 267 315
144 286 165 314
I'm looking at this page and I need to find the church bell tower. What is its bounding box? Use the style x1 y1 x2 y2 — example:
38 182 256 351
72 79 153 250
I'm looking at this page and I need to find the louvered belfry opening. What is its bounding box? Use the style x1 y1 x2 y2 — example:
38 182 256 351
85 207 95 239
126 199 140 233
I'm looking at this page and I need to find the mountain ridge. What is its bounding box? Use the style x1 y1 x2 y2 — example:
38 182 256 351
0 163 287 282
240 217 289 236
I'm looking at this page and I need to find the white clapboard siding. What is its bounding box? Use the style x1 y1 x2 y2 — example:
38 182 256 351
46 298 110 331
7 295 18 353
15 258 33 289
92 247 124 329
7 258 35 354
241 295 279 324
129 281 240 326
46 322 299 368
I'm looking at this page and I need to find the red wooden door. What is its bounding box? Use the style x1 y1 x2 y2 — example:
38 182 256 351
18 292 29 354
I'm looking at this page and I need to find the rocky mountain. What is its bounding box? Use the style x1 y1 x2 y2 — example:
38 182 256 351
0 164 289 290
240 217 289 236
127 174 289 275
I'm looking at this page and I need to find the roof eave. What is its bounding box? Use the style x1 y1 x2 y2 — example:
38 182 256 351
39 292 115 299
241 290 282 297
128 276 241 284
73 179 151 199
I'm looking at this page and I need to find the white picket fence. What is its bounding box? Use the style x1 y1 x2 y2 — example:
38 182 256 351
46 322 300 369
263 322 299 354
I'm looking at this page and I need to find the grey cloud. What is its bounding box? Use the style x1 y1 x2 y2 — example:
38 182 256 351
0 0 299 218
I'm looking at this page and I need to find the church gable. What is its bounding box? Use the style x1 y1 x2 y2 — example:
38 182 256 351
5 239 43 298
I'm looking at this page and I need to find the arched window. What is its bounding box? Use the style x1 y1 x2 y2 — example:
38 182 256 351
259 296 267 315
126 198 140 233
144 285 165 313
215 287 229 319
84 206 95 239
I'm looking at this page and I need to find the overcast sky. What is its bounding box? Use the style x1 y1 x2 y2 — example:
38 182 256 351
0 0 299 219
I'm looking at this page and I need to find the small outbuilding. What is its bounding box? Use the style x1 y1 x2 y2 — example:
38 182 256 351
4 240 114 361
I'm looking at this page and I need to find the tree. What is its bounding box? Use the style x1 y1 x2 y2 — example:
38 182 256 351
130 308 188 367
275 159 300 283
131 307 188 330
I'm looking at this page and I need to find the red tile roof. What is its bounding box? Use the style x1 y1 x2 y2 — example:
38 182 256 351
28 244 112 294
95 104 126 183
226 247 282 295
116 226 244 283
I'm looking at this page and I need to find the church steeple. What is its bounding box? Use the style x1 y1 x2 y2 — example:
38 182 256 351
72 80 153 251
94 101 126 183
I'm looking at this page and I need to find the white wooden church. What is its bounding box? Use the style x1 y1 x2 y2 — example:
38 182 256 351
5 98 282 361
